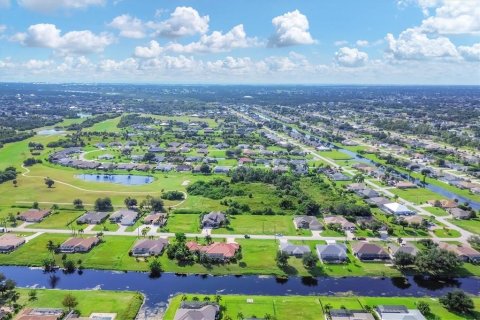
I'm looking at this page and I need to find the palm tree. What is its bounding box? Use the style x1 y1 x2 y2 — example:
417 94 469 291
46 240 57 261
237 312 244 320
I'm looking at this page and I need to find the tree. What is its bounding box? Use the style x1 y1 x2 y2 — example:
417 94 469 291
73 199 83 209
237 312 244 320
440 290 474 314
353 173 365 183
420 169 430 184
302 252 318 269
415 247 462 276
62 294 78 311
46 240 58 260
205 235 213 245
124 197 137 209
149 259 163 277
12 180 17 187
199 163 211 174
143 152 156 163
94 197 113 211
417 301 430 315
28 289 37 301
275 251 289 268
44 177 55 188
175 233 187 243
393 251 415 269
63 260 75 273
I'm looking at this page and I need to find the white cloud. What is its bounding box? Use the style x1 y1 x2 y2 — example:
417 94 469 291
13 23 114 55
356 40 369 47
334 47 368 67
0 0 9 8
334 40 348 46
134 40 163 58
98 58 138 72
150 6 209 38
23 59 54 69
0 25 6 33
17 0 105 13
397 0 442 15
458 43 480 61
385 28 458 60
166 24 257 53
108 14 146 39
419 0 480 35
269 10 315 47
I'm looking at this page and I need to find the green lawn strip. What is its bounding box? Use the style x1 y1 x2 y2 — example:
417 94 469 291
423 206 449 216
212 215 311 236
93 221 121 232
17 288 143 319
389 188 443 204
433 228 462 238
448 218 480 235
164 213 201 233
317 150 354 160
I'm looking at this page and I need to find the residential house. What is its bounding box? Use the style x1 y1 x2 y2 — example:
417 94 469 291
293 216 322 230
448 207 471 220
353 242 390 261
438 242 480 263
403 215 425 226
382 203 414 216
59 237 99 253
279 242 311 257
186 242 240 261
330 309 375 320
347 183 366 191
131 238 169 257
176 164 192 172
357 188 379 199
330 172 350 181
427 199 457 209
395 181 417 189
0 234 25 253
213 166 231 174
17 308 64 320
316 243 348 263
143 212 167 226
375 305 426 320
173 302 219 320
366 197 391 207
201 212 226 229
18 209 51 222
109 209 138 226
388 243 418 257
324 216 356 231
77 211 109 225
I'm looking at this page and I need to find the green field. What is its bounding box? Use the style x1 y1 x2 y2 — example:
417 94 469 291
449 218 480 235
213 215 311 236
318 150 354 160
390 187 443 204
18 289 143 320
29 210 84 229
164 294 480 320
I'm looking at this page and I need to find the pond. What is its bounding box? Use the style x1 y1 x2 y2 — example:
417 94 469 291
75 174 154 185
1 266 479 315
37 129 66 136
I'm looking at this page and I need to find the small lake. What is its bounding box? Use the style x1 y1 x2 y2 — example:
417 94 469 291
37 129 66 136
1 267 479 316
75 174 154 185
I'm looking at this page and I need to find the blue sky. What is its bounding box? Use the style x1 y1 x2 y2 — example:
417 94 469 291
0 0 479 84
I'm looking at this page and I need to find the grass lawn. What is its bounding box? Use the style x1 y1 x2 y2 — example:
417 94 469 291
29 210 84 229
390 188 443 204
83 116 122 132
212 215 311 236
320 229 345 237
433 228 462 238
318 150 354 160
17 289 143 320
448 218 480 235
92 221 121 232
164 294 480 320
164 213 201 233
424 206 449 216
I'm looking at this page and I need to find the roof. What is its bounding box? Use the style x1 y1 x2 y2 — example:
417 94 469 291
61 237 99 249
324 216 356 228
353 242 388 255
0 234 25 248
77 211 109 223
133 239 168 253
316 244 347 257
186 242 239 258
279 242 311 255
19 209 50 220
174 303 218 320
384 203 413 214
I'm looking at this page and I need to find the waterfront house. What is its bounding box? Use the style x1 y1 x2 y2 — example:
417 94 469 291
131 238 169 257
59 237 99 253
316 243 348 263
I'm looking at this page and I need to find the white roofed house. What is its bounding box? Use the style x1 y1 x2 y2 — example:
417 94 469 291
382 203 414 216
109 209 139 226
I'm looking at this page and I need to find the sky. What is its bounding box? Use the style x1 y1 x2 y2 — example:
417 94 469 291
0 0 479 84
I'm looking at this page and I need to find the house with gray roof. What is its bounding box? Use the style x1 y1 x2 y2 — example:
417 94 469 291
201 212 226 229
448 207 471 220
77 211 109 225
330 309 375 320
109 209 138 226
293 216 322 230
375 305 426 320
131 238 169 257
279 242 311 257
316 243 348 263
174 302 219 320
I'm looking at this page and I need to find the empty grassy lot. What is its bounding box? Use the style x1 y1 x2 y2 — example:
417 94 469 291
212 215 311 236
17 289 143 320
389 187 443 204
448 218 480 235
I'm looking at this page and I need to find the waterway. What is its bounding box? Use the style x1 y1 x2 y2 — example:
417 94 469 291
75 174 154 186
1 266 479 312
